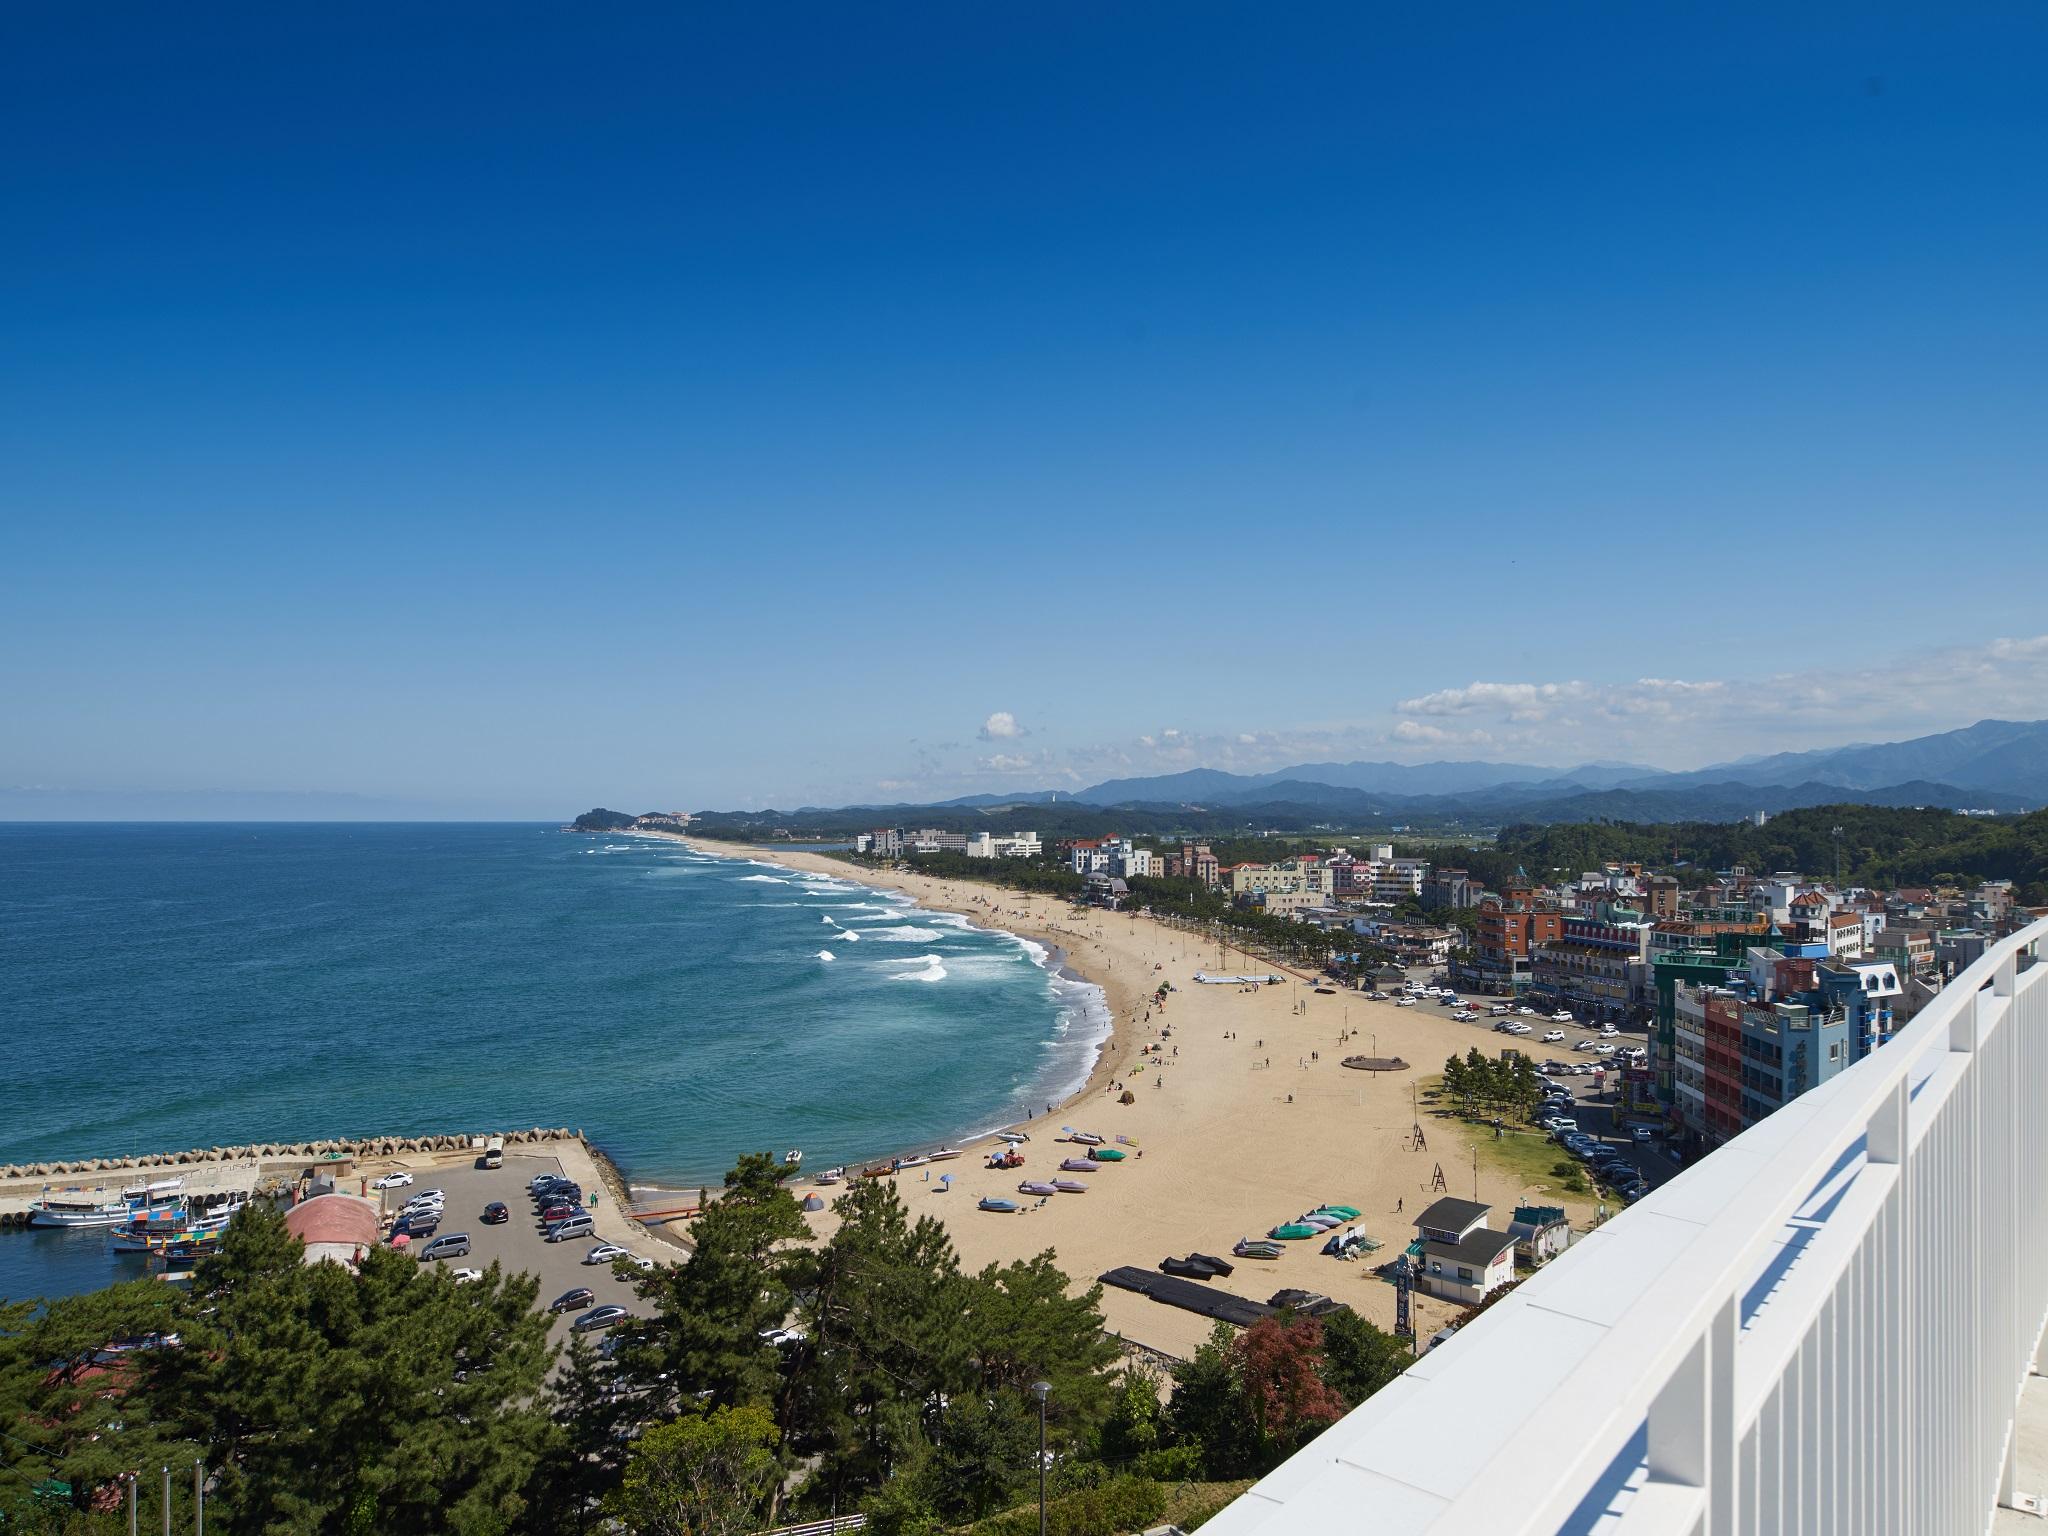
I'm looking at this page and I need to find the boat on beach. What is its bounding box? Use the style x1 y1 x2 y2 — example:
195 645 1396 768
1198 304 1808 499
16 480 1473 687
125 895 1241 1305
1051 1179 1088 1193
1058 1158 1097 1173
978 1197 1020 1213
1018 1180 1057 1196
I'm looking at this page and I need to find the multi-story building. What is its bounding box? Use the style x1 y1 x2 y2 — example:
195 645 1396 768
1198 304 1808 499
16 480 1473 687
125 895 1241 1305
964 831 1043 859
907 828 968 854
1420 867 1477 910
1527 916 1653 1027
1641 874 1680 918
1163 841 1220 888
1456 882 1564 994
1370 859 1426 904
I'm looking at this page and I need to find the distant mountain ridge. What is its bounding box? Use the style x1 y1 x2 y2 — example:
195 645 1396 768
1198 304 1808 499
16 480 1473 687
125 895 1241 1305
1061 718 2048 810
684 718 2042 833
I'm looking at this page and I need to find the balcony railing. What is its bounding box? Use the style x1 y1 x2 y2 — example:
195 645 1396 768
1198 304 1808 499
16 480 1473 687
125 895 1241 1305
1204 917 2048 1536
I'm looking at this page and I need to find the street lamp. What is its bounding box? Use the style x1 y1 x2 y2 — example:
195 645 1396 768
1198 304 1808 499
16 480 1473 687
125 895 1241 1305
1030 1380 1052 1536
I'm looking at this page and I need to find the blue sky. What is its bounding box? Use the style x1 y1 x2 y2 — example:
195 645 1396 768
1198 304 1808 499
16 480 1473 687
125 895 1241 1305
3 4 2045 816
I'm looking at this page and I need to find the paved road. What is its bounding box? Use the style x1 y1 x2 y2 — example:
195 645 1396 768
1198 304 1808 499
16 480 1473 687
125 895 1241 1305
374 1152 665 1352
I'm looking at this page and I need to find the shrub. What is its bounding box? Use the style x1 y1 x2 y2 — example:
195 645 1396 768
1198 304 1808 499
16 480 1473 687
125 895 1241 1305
971 1478 1167 1536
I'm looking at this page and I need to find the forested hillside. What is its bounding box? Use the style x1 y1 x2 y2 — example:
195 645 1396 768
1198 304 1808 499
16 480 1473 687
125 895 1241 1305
1492 806 2048 901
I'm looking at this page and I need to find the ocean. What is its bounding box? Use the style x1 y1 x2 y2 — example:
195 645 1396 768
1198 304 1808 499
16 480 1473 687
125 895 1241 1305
0 823 1106 1302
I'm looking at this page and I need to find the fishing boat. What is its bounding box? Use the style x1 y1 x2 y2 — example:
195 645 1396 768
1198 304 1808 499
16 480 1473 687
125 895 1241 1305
927 1147 963 1162
783 1149 803 1167
1234 1238 1286 1259
814 1168 844 1186
1087 1147 1126 1162
995 1132 1030 1145
858 1163 897 1179
30 1177 185 1229
111 1197 247 1252
1058 1158 1097 1173
1269 1223 1320 1241
977 1197 1020 1213
897 1155 931 1170
1018 1180 1057 1197
1051 1179 1088 1194
1067 1132 1105 1147
1311 1204 1361 1221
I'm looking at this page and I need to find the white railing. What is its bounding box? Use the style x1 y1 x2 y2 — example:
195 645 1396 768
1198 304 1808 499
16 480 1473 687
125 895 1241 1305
1206 918 2048 1536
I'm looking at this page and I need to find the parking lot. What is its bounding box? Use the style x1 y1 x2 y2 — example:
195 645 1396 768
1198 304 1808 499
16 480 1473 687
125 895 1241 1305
371 1152 663 1351
1391 975 1670 1201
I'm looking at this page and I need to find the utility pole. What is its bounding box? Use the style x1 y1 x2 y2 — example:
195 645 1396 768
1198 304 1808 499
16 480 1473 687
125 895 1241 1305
1030 1381 1052 1536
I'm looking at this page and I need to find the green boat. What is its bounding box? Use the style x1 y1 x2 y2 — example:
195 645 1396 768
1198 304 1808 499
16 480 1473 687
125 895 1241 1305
1088 1147 1126 1161
1309 1204 1361 1222
1269 1223 1319 1241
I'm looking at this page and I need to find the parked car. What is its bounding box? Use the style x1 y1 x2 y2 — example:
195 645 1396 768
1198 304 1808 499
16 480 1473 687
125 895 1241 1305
1507 1022 1533 1036
481 1201 510 1224
1541 1029 1566 1043
1630 1126 1656 1144
1595 1043 1618 1055
1517 1006 1538 1016
572 1305 630 1333
372 1172 414 1189
1396 998 1416 1008
583 1243 629 1266
1551 1011 1574 1023
547 1287 597 1314
1599 1025 1620 1038
392 1214 440 1239
418 1233 470 1262
547 1214 597 1243
451 1267 482 1283
539 1202 579 1225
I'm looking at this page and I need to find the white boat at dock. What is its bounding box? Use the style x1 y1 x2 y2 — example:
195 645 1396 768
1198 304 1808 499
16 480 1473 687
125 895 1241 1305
30 1176 186 1229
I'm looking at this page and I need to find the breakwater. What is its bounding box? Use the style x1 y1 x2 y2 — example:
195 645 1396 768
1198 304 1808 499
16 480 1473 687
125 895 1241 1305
0 1125 585 1186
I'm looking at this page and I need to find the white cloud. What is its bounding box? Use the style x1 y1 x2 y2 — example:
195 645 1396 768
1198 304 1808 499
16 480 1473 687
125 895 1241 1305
1386 637 2048 764
978 711 1026 741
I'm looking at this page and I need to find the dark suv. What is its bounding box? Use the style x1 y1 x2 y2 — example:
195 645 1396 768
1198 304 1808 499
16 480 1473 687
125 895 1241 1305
482 1201 509 1224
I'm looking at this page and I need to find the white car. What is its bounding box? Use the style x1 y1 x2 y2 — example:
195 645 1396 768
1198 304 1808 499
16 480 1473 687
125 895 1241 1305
372 1172 414 1190
1551 1011 1574 1023
1507 1022 1533 1036
1396 998 1417 1008
1517 1006 1538 1017
623 1253 657 1272
1424 986 1443 996
451 1267 482 1284
1599 1025 1620 1038
1541 1029 1565 1043
1574 1039 1603 1052
583 1243 630 1266
1595 1043 1618 1055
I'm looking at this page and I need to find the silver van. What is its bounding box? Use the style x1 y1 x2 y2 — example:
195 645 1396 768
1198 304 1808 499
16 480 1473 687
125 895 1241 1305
546 1214 596 1243
419 1233 470 1261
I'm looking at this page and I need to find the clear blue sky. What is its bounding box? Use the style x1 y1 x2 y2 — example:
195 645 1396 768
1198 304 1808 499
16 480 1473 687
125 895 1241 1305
4 4 2045 815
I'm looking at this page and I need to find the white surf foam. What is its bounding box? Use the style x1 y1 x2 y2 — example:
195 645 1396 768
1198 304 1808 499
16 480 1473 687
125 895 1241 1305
817 950 836 962
889 954 948 983
737 874 789 884
861 925 946 942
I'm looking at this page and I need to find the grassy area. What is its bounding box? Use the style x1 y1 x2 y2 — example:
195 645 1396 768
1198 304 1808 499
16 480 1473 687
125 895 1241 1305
1417 1075 1591 1212
1164 1480 1257 1531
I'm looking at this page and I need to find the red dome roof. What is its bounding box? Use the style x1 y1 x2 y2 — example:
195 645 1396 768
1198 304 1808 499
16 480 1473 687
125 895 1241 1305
283 1193 381 1250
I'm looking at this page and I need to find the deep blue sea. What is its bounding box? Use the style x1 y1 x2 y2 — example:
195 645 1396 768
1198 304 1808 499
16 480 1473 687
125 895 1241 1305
0 824 1105 1302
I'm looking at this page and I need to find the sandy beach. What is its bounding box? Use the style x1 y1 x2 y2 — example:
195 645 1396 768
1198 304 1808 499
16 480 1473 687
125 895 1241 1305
669 835 1606 1358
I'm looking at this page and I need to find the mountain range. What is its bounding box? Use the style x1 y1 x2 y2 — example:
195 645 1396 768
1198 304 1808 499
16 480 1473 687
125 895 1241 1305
877 719 2046 826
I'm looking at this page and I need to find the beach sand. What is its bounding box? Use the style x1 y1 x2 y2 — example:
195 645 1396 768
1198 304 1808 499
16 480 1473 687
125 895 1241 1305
673 836 1606 1359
